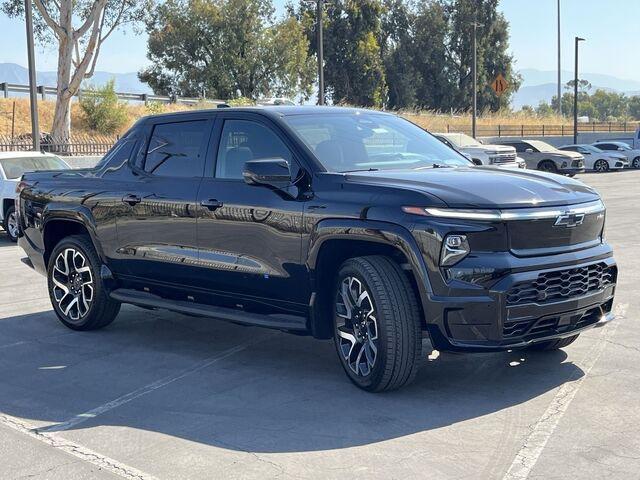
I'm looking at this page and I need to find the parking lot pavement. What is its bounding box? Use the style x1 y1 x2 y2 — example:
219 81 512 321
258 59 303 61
1 171 639 480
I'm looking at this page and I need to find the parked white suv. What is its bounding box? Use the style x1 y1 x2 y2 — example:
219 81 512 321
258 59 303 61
0 151 70 242
434 133 522 168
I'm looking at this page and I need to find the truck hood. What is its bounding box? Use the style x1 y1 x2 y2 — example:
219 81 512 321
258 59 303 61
346 167 600 209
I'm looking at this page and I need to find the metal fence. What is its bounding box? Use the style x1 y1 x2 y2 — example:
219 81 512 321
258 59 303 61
0 134 116 156
0 82 225 106
445 122 639 137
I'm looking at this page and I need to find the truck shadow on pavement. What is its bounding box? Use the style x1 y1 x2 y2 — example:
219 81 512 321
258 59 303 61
0 306 584 453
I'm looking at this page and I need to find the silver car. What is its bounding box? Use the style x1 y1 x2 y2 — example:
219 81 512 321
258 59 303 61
497 140 585 176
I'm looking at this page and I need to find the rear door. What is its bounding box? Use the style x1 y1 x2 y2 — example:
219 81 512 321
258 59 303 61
193 112 309 315
115 114 213 289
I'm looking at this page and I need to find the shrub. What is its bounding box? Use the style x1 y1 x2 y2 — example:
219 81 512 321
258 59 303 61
80 79 128 134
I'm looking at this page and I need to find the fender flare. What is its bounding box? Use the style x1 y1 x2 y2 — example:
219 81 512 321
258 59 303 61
41 203 106 264
306 218 434 312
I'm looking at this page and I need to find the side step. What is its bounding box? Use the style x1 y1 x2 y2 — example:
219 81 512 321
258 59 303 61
109 288 308 331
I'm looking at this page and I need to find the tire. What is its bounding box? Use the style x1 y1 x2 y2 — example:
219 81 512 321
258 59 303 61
47 234 120 331
594 159 610 173
2 205 18 242
538 160 557 174
333 255 422 392
632 157 640 169
527 334 579 351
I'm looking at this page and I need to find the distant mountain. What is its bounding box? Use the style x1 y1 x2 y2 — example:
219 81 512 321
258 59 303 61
0 62 152 94
513 68 640 109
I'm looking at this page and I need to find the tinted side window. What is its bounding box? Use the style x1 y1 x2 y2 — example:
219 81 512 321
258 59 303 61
506 142 526 153
144 120 208 177
563 146 578 152
95 136 137 170
597 143 614 150
216 120 292 179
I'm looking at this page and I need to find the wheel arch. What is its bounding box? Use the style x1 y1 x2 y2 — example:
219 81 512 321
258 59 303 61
2 198 14 219
42 205 104 267
306 218 432 339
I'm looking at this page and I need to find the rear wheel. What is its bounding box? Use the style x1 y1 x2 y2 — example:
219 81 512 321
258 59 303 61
527 334 579 351
47 235 120 331
333 256 422 392
538 160 557 174
633 156 640 169
3 206 18 242
594 159 610 173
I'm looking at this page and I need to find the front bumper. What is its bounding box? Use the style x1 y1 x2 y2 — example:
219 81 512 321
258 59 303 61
425 256 617 352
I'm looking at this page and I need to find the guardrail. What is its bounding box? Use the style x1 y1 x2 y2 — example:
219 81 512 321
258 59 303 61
0 82 225 106
445 122 639 137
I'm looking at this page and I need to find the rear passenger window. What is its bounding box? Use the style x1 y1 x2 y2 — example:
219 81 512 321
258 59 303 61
215 120 292 179
144 120 208 177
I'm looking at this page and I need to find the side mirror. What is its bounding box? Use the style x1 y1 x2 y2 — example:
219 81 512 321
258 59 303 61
525 148 534 153
618 147 625 151
243 158 292 190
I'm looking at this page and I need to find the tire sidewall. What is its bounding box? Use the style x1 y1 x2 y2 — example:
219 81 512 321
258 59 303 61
539 160 557 173
3 206 18 242
595 159 609 172
332 262 389 391
47 236 103 330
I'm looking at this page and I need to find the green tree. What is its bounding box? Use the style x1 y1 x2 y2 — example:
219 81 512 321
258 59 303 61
140 0 315 101
79 79 128 134
590 89 628 121
445 0 521 112
1 0 151 143
629 96 640 120
300 0 387 107
535 101 553 117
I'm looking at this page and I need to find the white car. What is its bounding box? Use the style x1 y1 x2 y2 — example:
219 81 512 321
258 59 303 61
592 141 640 169
434 132 523 168
559 144 629 172
0 151 70 242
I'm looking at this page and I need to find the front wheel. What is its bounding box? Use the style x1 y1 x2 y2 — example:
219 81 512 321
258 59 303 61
333 256 422 392
47 235 120 331
527 334 579 351
632 157 640 169
594 159 610 173
538 160 558 174
3 206 18 242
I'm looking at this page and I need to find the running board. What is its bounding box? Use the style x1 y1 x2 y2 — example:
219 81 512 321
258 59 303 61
109 288 308 331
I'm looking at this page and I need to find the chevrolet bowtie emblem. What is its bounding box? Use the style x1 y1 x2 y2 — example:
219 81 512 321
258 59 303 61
554 212 585 228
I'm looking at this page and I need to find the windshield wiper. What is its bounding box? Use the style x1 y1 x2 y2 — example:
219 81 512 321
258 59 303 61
340 168 380 173
414 164 453 170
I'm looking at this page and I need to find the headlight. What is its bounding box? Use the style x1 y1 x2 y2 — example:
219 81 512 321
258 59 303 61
441 234 470 267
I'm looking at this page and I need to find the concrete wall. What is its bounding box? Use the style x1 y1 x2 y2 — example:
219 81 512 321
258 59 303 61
481 132 634 148
60 156 102 169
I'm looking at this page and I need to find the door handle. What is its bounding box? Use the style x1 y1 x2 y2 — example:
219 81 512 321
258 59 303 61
122 194 141 206
200 199 224 211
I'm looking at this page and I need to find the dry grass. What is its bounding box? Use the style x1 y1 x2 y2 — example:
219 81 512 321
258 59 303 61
0 98 572 139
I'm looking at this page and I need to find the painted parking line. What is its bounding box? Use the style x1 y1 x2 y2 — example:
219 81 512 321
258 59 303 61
40 335 270 433
0 413 157 480
502 303 628 480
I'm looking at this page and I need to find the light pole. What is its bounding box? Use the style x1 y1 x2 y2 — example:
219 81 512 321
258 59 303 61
573 36 585 144
472 21 481 138
316 0 324 105
557 0 561 115
24 0 40 151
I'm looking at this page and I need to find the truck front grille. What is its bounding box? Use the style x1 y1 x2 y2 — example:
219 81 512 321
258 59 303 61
506 262 616 306
491 153 517 164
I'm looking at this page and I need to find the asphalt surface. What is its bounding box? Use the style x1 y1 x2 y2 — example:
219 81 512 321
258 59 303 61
0 171 638 480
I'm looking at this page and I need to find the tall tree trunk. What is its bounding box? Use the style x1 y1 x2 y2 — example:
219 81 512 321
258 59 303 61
51 1 74 148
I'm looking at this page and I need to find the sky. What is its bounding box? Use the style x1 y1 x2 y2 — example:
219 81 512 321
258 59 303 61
0 0 638 82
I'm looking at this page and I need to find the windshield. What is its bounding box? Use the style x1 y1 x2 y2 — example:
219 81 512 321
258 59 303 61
527 140 557 152
444 133 482 148
580 145 603 153
0 155 69 179
284 113 472 172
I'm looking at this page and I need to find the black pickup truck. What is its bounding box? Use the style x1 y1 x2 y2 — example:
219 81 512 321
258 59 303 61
16 106 617 392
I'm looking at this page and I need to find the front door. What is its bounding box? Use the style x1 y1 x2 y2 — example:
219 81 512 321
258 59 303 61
194 114 309 315
115 116 212 288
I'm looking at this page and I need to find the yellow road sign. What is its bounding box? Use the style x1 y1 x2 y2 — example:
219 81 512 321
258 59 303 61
491 74 509 96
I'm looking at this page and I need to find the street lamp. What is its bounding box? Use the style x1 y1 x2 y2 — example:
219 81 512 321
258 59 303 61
573 36 585 144
557 0 561 115
303 0 326 105
471 20 483 138
24 0 40 151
